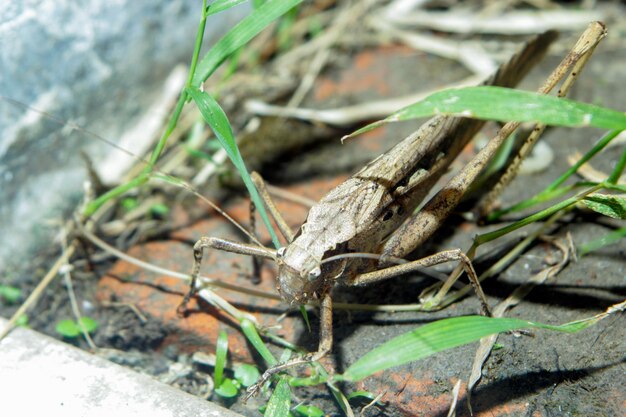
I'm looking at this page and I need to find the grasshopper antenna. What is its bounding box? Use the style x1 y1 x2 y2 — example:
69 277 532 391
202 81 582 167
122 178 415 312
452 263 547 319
1 95 264 246
321 252 408 265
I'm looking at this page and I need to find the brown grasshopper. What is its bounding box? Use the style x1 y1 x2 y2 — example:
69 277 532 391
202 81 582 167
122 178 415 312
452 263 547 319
179 30 558 393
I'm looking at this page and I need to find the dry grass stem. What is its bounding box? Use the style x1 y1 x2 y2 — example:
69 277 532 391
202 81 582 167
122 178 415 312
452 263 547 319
387 9 605 35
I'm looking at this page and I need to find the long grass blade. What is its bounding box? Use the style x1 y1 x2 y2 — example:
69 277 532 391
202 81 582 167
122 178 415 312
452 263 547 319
339 303 623 382
192 0 302 87
487 129 622 220
214 329 229 387
206 0 249 17
265 377 291 417
187 86 281 248
345 86 626 139
579 225 626 256
240 319 277 366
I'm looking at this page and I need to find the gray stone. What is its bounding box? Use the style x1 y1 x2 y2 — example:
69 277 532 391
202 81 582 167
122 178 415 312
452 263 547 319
0 0 249 274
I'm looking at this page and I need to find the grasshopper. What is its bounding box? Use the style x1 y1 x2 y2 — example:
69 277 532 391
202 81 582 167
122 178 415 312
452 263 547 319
179 30 558 393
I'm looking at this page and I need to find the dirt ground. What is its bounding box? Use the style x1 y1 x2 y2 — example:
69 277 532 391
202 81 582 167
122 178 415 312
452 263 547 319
2 2 625 417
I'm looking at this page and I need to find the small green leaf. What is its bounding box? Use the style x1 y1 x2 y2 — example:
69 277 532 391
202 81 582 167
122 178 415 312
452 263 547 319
265 378 291 417
55 320 80 338
78 316 98 333
293 404 324 417
214 378 239 398
214 330 229 387
347 390 377 401
15 314 29 328
121 198 139 212
582 194 626 219
234 364 260 387
149 203 170 218
0 285 22 304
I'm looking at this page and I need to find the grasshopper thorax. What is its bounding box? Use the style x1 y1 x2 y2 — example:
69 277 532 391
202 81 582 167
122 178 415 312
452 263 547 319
275 244 323 305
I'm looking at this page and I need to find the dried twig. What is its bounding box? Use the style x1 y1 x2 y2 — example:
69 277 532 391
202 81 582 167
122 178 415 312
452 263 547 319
386 9 605 35
60 229 97 350
467 232 573 395
245 74 483 125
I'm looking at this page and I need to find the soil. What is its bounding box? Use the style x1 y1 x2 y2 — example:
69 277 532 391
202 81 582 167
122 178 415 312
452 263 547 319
2 4 625 417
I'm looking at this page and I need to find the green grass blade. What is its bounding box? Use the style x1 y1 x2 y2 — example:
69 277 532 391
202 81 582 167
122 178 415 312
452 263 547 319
288 374 327 388
487 129 622 221
327 382 354 417
546 129 622 192
206 0 248 17
579 225 626 256
240 319 277 366
187 86 280 248
192 0 302 87
345 86 626 139
84 0 205 216
339 312 609 383
300 305 311 333
86 0 301 217
265 377 291 417
608 145 626 184
476 185 601 246
85 171 151 216
339 316 526 382
346 390 377 401
214 329 229 387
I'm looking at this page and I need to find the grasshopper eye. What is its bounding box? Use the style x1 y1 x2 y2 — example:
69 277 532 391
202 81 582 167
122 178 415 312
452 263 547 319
276 247 286 258
308 267 321 280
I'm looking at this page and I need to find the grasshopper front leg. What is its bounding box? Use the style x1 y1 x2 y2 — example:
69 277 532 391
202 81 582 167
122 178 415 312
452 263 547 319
179 171 294 314
245 291 334 399
177 237 276 315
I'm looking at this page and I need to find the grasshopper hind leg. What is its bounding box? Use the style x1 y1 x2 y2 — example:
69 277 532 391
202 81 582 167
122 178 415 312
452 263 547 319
248 200 263 285
352 249 492 316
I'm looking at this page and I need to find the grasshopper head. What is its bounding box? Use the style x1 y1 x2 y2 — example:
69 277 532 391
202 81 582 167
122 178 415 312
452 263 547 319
275 245 323 305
